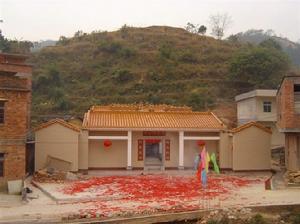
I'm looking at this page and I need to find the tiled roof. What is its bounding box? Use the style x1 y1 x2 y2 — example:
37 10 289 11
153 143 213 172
231 121 272 134
34 119 81 132
82 105 224 130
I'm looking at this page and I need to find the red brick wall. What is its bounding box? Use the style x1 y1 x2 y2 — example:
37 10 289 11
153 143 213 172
277 77 300 130
0 72 31 183
2 145 26 180
0 75 31 138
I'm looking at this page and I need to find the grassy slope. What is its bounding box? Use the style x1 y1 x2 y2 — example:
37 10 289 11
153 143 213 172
31 26 254 126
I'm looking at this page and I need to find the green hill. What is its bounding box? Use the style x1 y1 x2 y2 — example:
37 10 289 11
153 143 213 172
29 26 291 125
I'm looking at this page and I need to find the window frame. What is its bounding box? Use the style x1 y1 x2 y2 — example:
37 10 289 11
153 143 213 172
0 153 4 177
263 101 272 113
294 84 300 114
0 101 5 124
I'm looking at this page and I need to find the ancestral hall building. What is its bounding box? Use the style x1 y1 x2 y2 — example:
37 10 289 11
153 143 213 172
35 104 226 171
0 53 32 189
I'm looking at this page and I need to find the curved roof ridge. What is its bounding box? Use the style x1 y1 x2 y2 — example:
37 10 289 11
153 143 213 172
90 110 212 114
231 121 272 134
34 118 81 132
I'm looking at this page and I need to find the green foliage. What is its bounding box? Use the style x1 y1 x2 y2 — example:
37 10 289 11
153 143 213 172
187 90 214 110
207 219 218 224
259 38 282 51
218 216 229 224
184 23 207 35
0 30 10 52
198 25 207 35
55 97 73 111
57 36 70 46
248 214 267 224
291 213 300 224
113 69 134 83
120 24 130 39
96 40 135 58
98 41 123 54
159 43 173 59
29 26 292 120
178 49 198 63
229 45 290 88
0 30 32 54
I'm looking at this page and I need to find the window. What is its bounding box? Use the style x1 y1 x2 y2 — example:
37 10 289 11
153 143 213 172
263 101 272 112
294 84 300 114
0 153 4 177
0 101 4 124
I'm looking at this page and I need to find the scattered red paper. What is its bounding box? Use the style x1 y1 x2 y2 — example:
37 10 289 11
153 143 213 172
60 175 262 219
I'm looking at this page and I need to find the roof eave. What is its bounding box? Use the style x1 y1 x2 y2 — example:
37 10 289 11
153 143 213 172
82 127 224 132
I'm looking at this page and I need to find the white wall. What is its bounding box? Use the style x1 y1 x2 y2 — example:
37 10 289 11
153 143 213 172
35 123 79 172
237 98 257 124
256 97 277 122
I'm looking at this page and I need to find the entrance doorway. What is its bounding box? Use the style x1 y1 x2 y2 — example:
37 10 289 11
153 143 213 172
145 140 163 166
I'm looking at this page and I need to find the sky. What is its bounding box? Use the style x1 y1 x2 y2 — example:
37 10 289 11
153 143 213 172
0 0 299 42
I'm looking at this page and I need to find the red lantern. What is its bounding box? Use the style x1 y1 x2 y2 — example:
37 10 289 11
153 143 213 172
103 139 112 148
197 140 206 146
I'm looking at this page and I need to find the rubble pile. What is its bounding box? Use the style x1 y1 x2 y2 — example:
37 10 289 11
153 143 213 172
33 168 67 183
286 171 300 184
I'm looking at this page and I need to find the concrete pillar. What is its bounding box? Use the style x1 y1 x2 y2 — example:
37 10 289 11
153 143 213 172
179 131 184 170
127 131 132 170
287 134 300 171
78 130 89 172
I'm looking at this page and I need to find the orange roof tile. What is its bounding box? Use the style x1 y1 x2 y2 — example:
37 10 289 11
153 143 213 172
34 119 81 132
231 121 272 134
82 105 225 130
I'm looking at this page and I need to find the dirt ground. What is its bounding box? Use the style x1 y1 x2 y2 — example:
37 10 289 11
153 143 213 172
1 171 300 223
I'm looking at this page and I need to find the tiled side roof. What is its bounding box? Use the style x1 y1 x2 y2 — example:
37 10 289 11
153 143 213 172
83 106 225 130
231 121 272 134
34 119 81 132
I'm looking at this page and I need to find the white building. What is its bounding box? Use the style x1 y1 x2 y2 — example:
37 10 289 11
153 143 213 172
235 89 284 148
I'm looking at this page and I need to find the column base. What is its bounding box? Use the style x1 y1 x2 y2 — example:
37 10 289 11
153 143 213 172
126 166 132 170
178 166 185 170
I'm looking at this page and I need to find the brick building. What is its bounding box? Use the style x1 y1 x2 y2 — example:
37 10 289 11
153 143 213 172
277 75 300 171
0 53 32 190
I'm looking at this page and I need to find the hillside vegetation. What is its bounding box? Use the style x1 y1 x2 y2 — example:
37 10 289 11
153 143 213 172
230 29 300 67
29 26 291 124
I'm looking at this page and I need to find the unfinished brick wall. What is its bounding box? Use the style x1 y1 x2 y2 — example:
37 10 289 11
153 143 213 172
0 54 32 187
2 145 26 180
277 76 300 130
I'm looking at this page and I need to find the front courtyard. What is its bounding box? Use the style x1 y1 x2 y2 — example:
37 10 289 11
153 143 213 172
1 171 300 223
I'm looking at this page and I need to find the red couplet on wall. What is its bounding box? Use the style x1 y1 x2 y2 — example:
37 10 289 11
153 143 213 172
165 139 170 161
138 139 143 161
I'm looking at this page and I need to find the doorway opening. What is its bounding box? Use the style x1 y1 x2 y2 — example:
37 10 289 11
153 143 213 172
145 139 163 166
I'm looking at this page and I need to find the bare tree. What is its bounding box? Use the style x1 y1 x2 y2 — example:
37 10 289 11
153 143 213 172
208 13 233 39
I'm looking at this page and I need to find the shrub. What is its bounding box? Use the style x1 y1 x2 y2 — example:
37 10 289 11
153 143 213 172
291 213 300 224
178 50 198 63
119 47 136 58
159 43 173 59
187 92 214 110
248 214 267 224
207 219 218 224
55 97 73 111
113 69 134 83
98 41 122 54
